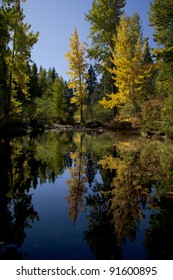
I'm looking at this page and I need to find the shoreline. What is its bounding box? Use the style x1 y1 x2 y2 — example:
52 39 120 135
0 122 168 141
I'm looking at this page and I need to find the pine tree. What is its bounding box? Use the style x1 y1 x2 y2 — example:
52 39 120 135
148 0 173 135
85 0 126 113
85 0 126 67
65 27 88 123
38 66 47 97
29 63 40 98
0 6 10 120
52 76 68 123
149 0 173 62
86 65 97 106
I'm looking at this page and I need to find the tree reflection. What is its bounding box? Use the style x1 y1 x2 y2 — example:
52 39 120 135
66 134 87 225
84 181 122 259
1 131 173 260
0 139 38 259
99 139 173 258
0 131 77 259
144 194 173 259
65 132 116 226
99 149 148 245
86 157 95 187
35 132 72 183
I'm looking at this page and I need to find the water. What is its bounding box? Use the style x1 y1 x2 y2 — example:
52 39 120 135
0 130 173 260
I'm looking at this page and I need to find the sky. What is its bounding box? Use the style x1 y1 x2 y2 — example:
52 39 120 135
19 0 154 80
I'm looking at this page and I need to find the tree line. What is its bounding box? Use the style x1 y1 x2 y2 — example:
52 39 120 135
0 0 173 135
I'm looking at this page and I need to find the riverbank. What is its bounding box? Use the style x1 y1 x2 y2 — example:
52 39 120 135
0 120 168 140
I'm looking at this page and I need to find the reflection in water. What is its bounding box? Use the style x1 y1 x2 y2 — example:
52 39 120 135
84 181 122 259
145 197 173 259
0 138 39 259
66 134 87 225
99 143 148 245
0 131 173 259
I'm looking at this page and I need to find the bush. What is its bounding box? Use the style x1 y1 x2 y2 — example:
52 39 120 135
84 103 113 123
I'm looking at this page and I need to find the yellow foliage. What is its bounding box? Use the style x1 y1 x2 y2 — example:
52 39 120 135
65 27 88 121
100 15 153 115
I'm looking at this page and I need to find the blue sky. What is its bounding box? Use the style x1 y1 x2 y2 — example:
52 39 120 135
21 0 154 80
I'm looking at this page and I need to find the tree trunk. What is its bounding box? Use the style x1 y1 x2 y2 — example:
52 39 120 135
80 104 83 123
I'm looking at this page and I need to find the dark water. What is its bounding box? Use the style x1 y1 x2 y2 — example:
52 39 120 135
0 130 173 260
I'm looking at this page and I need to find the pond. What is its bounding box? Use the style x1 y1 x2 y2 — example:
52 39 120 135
0 130 173 260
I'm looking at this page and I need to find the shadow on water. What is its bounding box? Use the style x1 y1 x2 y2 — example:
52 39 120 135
0 130 173 259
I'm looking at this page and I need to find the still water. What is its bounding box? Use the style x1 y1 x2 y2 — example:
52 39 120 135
0 130 173 260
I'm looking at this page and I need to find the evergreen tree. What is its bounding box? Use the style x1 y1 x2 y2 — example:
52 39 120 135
143 40 153 63
37 66 47 97
65 27 88 123
149 0 173 62
149 0 173 135
85 0 126 68
66 83 76 122
85 0 126 114
46 67 58 97
29 63 40 98
47 67 57 84
52 76 68 123
86 65 97 106
0 6 10 121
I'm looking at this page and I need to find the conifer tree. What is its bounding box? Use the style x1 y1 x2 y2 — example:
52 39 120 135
149 0 173 62
148 0 173 135
100 14 153 123
85 0 126 67
86 65 97 106
29 63 40 98
65 27 88 123
52 76 68 123
85 0 126 113
38 66 47 97
0 6 10 120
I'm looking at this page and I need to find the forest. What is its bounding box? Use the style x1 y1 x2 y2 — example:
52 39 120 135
0 0 173 136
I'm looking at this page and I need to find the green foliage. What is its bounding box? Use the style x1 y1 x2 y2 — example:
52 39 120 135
85 0 126 105
32 96 54 126
100 14 153 127
29 63 40 98
37 66 47 96
140 98 162 132
147 0 173 135
149 0 173 62
52 77 68 123
0 7 10 122
24 65 71 127
1 0 173 134
84 103 112 123
86 65 98 105
85 0 126 67
0 0 38 124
